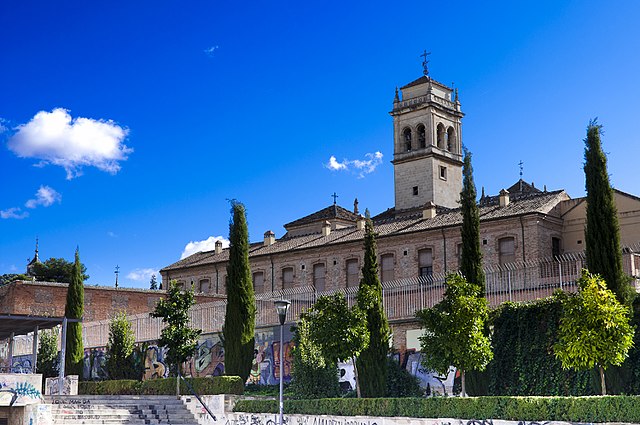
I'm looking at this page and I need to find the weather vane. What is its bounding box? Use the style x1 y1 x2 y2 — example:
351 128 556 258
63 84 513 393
115 265 120 289
420 50 431 77
519 160 524 179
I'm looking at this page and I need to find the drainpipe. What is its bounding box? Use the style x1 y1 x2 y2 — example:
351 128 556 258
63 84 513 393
271 256 275 292
215 265 219 294
442 228 448 273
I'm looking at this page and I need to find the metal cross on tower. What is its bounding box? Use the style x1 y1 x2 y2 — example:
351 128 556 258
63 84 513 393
420 50 431 76
331 192 338 205
114 265 120 289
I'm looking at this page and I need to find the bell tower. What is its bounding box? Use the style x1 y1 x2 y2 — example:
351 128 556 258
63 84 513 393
390 70 464 211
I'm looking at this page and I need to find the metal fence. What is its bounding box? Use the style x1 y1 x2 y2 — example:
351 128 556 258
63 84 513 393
11 249 640 351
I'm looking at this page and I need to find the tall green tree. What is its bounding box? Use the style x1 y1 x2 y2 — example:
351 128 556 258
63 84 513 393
554 270 634 395
289 314 341 399
223 201 256 383
356 218 391 398
105 312 137 380
151 280 201 391
32 257 89 283
583 120 632 305
302 292 369 397
37 329 59 379
417 274 493 397
64 249 85 376
459 148 485 295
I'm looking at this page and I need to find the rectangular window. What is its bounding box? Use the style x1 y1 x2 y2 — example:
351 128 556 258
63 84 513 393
346 259 359 287
439 166 447 180
418 248 433 277
282 267 294 290
381 254 395 282
198 279 210 293
413 186 419 196
253 272 264 293
499 237 516 265
313 263 326 292
552 237 562 258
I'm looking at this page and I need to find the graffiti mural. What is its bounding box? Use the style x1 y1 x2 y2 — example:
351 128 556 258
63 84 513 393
0 374 42 406
144 345 168 379
185 335 224 378
398 349 458 395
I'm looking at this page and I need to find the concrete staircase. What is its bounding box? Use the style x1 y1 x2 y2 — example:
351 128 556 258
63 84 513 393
44 395 200 425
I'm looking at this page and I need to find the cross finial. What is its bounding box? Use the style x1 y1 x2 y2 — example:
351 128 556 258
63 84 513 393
331 192 338 205
115 265 120 289
420 50 431 77
518 160 524 179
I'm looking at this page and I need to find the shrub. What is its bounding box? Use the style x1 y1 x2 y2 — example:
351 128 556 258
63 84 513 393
386 358 422 397
79 376 244 395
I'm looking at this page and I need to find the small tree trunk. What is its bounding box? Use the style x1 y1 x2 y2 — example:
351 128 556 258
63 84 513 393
599 365 606 396
461 368 466 397
352 356 361 398
176 366 181 398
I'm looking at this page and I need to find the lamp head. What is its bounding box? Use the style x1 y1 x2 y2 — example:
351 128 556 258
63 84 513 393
274 299 290 325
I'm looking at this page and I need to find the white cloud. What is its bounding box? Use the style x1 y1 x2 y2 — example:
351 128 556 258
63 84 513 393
127 268 159 282
7 108 132 179
181 235 229 259
25 185 61 209
107 231 118 238
325 151 384 177
204 45 219 57
0 207 28 219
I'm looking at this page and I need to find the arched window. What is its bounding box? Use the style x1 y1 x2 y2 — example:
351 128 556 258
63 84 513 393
253 271 264 293
446 127 455 152
380 254 395 282
198 279 210 293
403 127 412 152
436 123 445 149
417 124 426 148
498 237 516 265
313 263 326 292
346 259 359 287
282 267 294 290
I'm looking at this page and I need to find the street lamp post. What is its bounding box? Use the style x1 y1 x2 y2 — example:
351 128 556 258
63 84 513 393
274 299 290 425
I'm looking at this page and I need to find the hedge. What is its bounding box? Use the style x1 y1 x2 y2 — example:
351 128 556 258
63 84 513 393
79 376 244 395
234 396 640 423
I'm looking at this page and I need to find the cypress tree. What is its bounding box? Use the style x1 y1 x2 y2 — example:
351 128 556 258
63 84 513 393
460 148 485 296
356 218 391 398
64 248 84 376
584 120 631 305
223 201 256 382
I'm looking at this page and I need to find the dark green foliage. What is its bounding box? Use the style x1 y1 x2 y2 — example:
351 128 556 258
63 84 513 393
64 249 85 376
223 201 256 383
459 149 485 295
234 396 640 422
487 296 594 396
78 376 244 395
289 317 341 399
356 218 391 398
37 329 58 378
624 295 640 394
583 120 633 305
0 274 29 285
32 257 89 283
385 357 422 397
151 280 201 374
417 274 492 396
105 312 138 380
149 274 158 290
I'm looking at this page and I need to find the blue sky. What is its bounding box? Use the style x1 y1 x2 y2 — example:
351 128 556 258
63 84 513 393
1 1 639 288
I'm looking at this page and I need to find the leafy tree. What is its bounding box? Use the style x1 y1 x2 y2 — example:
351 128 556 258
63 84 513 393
386 357 422 397
149 274 158 290
583 120 632 305
37 329 59 379
151 280 201 381
32 257 89 283
302 292 369 397
64 249 85 376
356 218 391 398
0 274 29 285
105 311 137 380
223 201 256 383
289 315 341 399
554 270 634 395
417 273 493 397
459 148 485 295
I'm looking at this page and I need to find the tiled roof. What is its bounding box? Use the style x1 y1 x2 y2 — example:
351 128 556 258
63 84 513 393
400 75 451 91
284 204 359 229
161 190 569 273
506 179 541 195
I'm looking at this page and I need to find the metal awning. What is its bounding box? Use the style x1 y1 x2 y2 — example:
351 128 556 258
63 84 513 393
0 314 82 339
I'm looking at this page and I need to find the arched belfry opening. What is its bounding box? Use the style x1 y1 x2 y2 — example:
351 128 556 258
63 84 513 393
417 124 426 148
403 127 412 152
436 123 446 149
446 126 455 152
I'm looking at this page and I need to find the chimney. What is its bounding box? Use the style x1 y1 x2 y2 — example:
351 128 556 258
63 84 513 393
263 230 276 246
215 240 223 254
353 198 359 215
356 215 366 230
322 220 331 237
499 189 510 207
422 201 437 219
